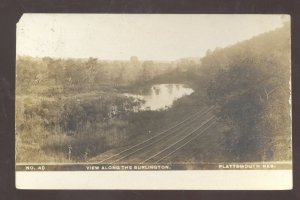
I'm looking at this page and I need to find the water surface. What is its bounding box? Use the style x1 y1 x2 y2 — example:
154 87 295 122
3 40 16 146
124 84 194 111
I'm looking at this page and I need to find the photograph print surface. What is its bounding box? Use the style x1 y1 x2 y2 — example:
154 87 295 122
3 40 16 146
15 14 292 172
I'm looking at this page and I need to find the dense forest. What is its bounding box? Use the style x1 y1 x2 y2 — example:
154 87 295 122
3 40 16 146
16 22 291 163
200 22 291 161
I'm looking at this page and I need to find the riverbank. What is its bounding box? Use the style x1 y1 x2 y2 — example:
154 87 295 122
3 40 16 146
16 78 208 163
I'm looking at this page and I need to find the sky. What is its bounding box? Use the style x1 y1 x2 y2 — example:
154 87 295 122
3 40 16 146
17 14 288 61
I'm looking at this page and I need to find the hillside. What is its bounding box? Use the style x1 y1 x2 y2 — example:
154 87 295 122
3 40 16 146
191 22 291 161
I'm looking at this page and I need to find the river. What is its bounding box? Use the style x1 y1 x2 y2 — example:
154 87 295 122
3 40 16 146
124 84 194 111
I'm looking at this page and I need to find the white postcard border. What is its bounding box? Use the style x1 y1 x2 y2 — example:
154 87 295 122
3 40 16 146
16 170 292 190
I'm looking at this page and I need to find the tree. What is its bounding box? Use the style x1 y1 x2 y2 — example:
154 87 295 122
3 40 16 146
141 61 154 81
205 24 291 161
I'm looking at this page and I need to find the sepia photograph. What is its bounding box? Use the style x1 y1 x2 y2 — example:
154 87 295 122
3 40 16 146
15 14 292 189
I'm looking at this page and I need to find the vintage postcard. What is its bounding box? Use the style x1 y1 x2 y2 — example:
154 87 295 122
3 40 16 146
15 14 292 189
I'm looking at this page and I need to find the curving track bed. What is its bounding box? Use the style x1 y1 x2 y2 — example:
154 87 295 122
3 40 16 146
97 106 217 164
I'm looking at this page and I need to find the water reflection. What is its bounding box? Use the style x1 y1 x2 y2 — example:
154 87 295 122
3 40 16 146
124 84 194 111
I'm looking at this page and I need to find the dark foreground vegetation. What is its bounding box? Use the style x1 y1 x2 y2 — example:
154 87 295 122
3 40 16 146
16 23 291 163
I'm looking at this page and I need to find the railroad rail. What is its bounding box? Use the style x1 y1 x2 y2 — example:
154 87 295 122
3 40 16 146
97 106 216 164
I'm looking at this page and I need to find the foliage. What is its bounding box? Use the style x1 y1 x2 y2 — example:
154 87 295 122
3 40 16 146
204 24 291 161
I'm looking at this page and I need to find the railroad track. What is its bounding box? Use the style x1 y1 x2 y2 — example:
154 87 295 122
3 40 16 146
140 117 216 164
97 108 204 163
97 106 216 164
